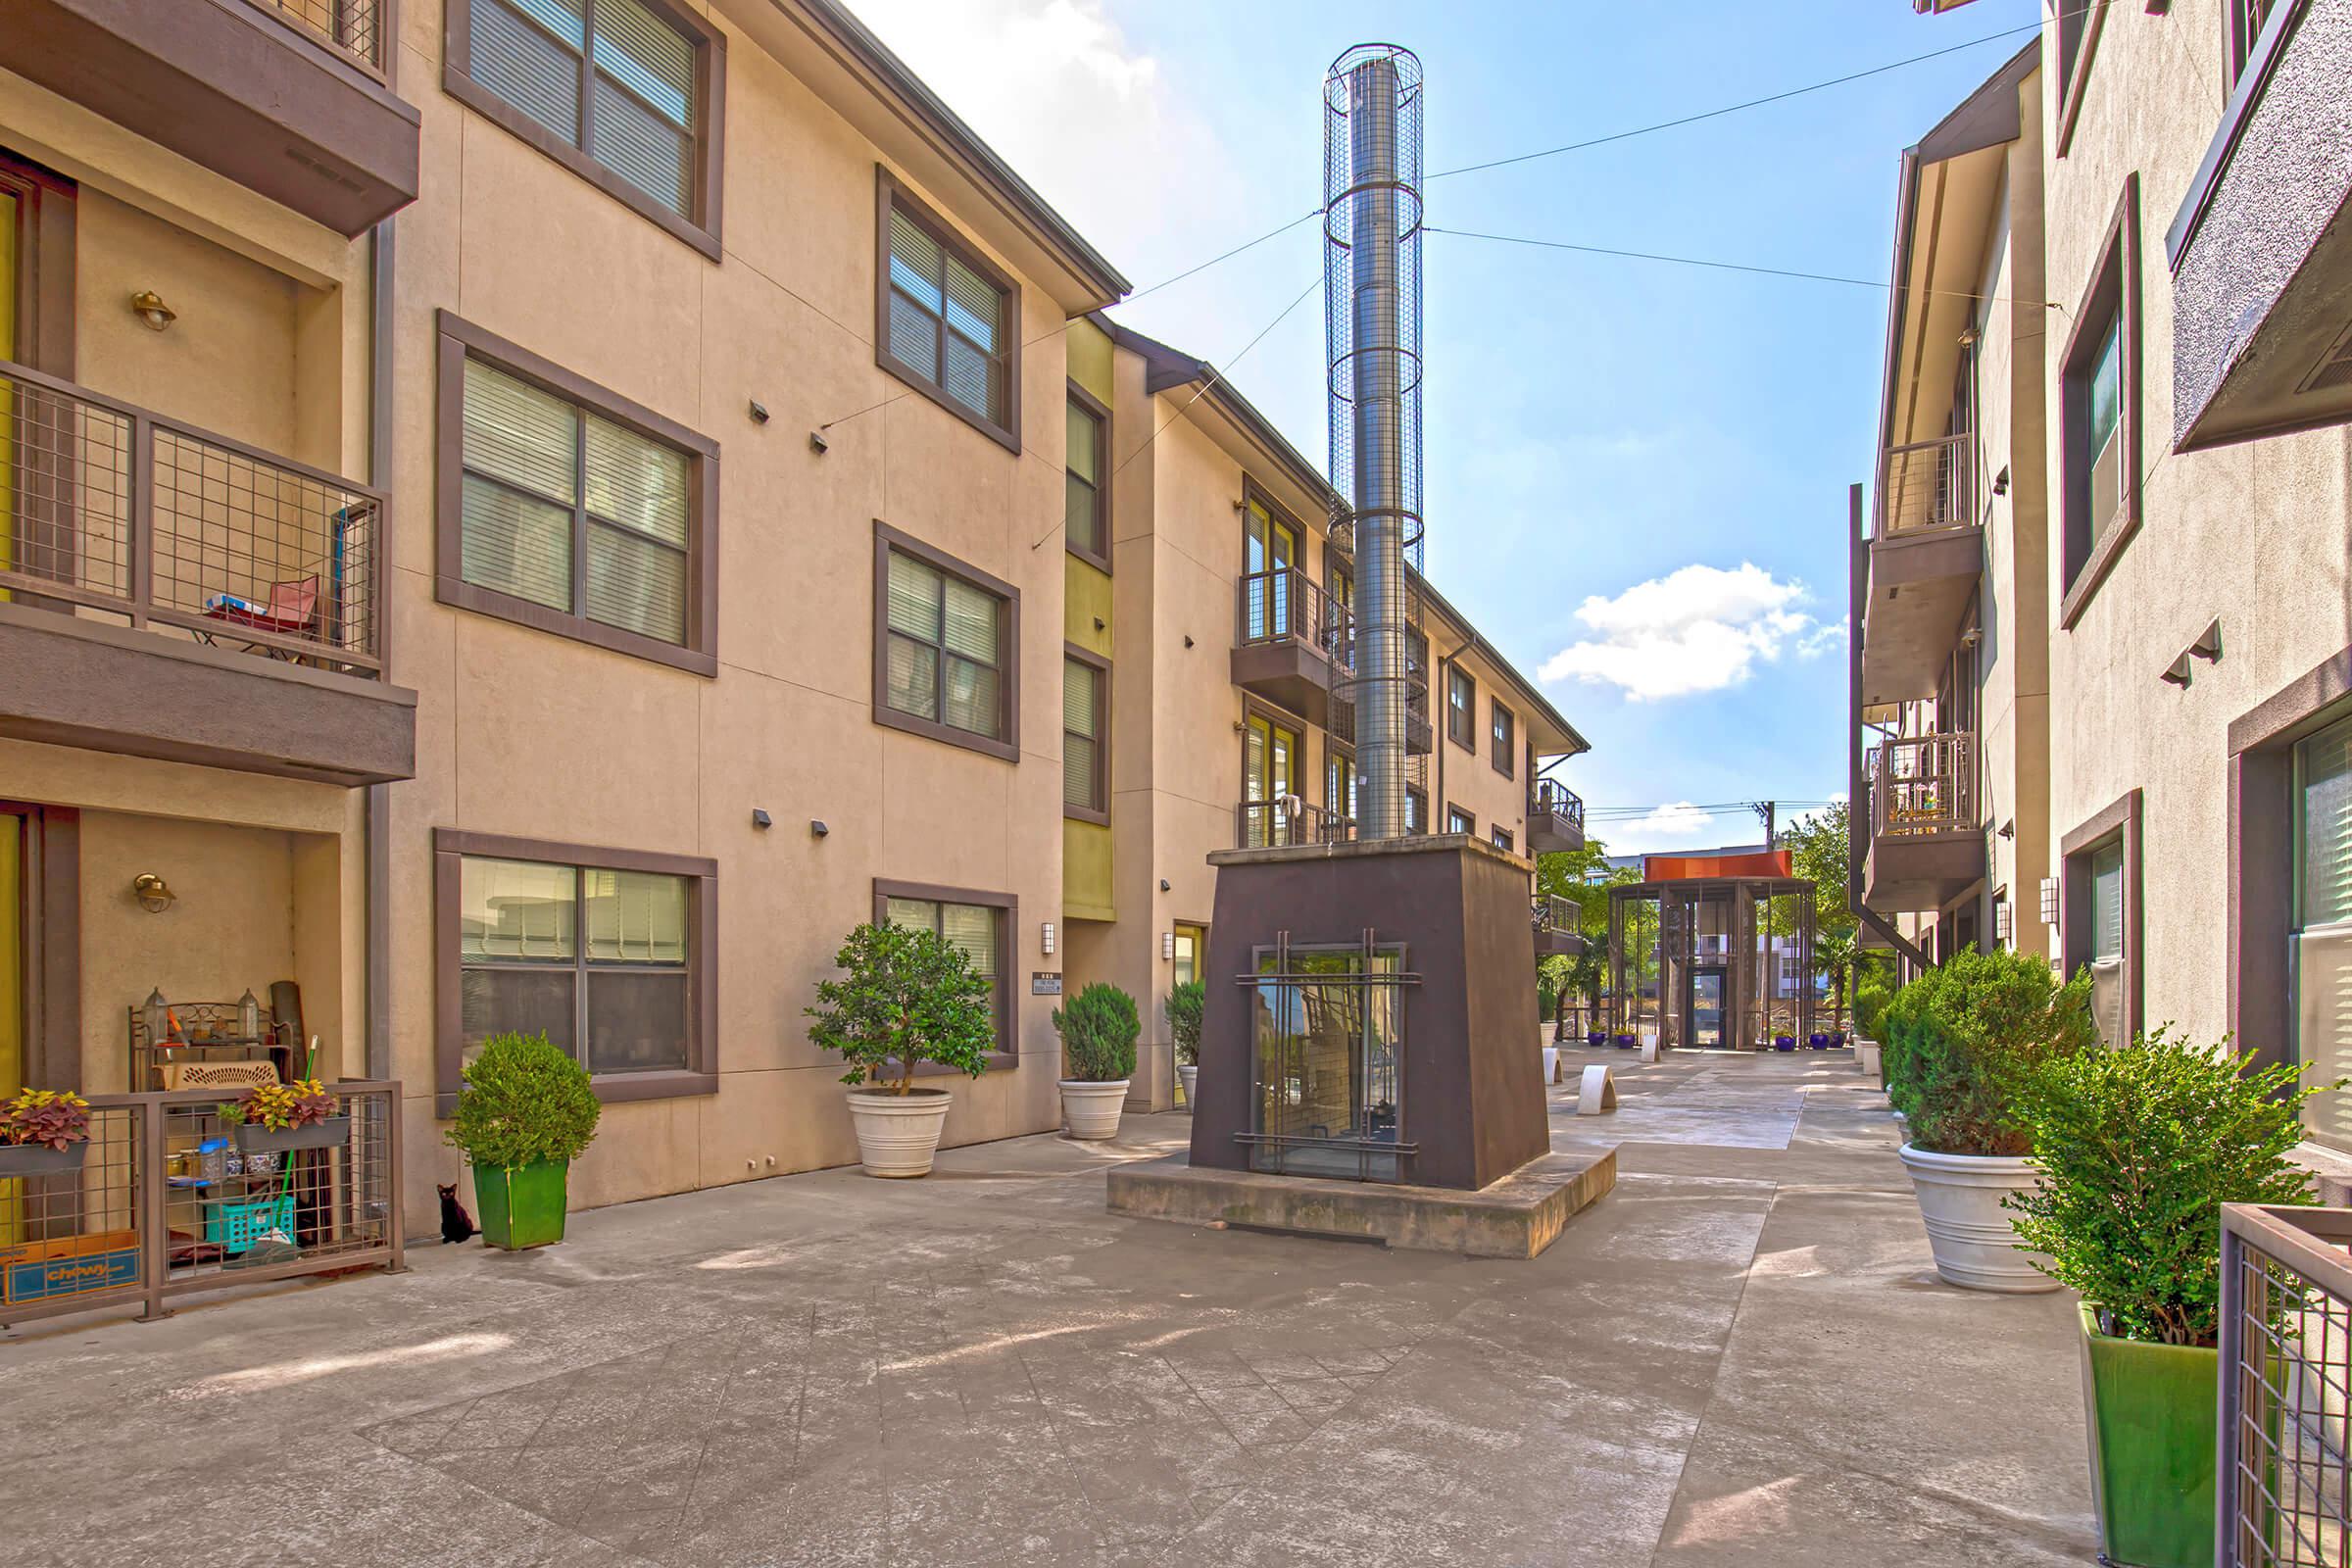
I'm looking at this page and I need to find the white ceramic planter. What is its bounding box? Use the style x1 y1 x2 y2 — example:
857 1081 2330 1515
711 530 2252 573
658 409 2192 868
1898 1142 2056 1293
1176 1063 1197 1107
1060 1079 1130 1140
1541 1046 1559 1085
846 1088 954 1178
1854 1037 1882 1076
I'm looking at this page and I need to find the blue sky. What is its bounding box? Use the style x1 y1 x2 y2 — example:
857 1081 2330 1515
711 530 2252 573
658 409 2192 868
852 0 2042 853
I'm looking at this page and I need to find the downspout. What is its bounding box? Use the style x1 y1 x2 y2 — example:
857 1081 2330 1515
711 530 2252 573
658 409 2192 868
1849 480 1932 972
365 216 395 1081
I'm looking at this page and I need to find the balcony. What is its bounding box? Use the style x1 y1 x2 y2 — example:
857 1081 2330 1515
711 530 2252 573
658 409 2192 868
1861 433 1983 709
1232 567 1348 728
1534 894 1584 959
1528 779 1585 856
2169 0 2352 450
0 361 415 785
0 0 419 236
1235 798 1354 851
1861 731 1985 911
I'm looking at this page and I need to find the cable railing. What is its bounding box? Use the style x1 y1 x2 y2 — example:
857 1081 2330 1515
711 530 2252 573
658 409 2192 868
1877 430 1978 538
0 359 383 676
1869 731 1978 838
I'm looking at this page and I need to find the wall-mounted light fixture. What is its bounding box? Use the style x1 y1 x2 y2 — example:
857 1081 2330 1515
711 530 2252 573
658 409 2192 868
131 872 176 912
1041 921 1057 956
751 808 772 829
808 429 829 455
1991 466 2010 496
1997 818 2015 841
2188 618 2223 664
748 399 770 424
1158 878 1172 892
2038 877 2060 927
809 819 830 838
1162 931 1175 960
2161 653 2194 688
129 290 176 331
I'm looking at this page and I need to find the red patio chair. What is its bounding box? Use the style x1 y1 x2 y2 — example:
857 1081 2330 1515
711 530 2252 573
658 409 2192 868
202 576 320 657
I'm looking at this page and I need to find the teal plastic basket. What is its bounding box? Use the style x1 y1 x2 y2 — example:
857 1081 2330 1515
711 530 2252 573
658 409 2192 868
204 1191 295 1253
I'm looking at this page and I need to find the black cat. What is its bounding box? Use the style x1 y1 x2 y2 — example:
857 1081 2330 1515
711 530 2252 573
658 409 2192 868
438 1183 478 1245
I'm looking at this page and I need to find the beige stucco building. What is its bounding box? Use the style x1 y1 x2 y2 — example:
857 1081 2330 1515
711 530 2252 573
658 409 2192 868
0 0 1589 1237
1854 0 2352 1152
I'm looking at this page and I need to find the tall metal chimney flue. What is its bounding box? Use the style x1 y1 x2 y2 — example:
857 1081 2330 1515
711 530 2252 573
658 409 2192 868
1324 44 1424 841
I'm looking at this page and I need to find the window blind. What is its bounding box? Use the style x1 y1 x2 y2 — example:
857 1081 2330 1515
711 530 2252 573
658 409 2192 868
2301 717 2352 927
1065 398 1102 555
1063 658 1099 810
459 858 578 959
472 0 585 144
2090 839 2125 960
884 548 1003 739
583 414 689 644
583 868 688 963
469 0 699 220
886 202 1006 425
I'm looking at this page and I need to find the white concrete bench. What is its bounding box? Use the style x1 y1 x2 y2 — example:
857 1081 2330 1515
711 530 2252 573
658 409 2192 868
1575 1063 1619 1116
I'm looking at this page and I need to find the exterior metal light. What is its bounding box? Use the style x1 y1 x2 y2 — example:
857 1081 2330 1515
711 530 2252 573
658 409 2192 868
1162 931 1175 960
809 819 829 837
808 429 829 454
142 988 170 1046
132 872 176 912
748 399 770 423
2161 653 2194 687
1041 921 1056 956
752 808 772 829
2189 619 2223 662
2038 877 2060 927
130 290 176 331
238 988 264 1042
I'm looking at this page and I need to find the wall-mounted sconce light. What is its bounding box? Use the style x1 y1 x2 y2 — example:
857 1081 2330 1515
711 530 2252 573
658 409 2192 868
808 429 829 454
129 290 176 331
2038 877 2060 927
1957 324 1981 348
238 988 264 1041
1959 627 1982 649
1991 466 2010 496
1162 931 1175 960
1183 635 1195 649
1158 878 1172 892
142 988 171 1044
2161 653 2194 688
752 808 773 829
132 872 176 912
809 819 830 838
1041 921 1057 956
749 399 770 424
1094 616 1105 631
1997 819 2015 841
2189 618 2223 664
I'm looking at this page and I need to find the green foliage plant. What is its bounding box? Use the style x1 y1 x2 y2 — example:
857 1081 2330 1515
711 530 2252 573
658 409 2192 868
1165 980 1205 1067
1884 946 2098 1156
806 921 997 1095
244 1078 338 1132
1054 983 1140 1082
1853 977 1892 1039
444 1031 602 1169
2008 1029 2326 1346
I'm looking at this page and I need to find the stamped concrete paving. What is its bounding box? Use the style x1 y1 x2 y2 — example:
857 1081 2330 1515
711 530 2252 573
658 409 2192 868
0 1050 2098 1567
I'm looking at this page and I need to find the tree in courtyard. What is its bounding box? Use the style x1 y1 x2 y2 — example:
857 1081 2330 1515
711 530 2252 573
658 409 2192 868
1536 837 1642 1035
1779 801 1862 1028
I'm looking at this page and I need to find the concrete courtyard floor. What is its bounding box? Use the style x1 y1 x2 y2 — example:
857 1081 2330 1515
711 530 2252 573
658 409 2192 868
0 1048 2098 1567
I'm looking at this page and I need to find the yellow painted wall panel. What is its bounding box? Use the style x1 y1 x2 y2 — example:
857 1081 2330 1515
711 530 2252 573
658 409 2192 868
1063 817 1114 921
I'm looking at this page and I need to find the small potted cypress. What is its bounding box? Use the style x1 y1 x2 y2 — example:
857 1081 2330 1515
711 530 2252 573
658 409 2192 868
2008 1030 2327 1568
444 1030 601 1249
0 1089 91 1176
807 921 997 1177
1054 983 1140 1140
1165 980 1204 1108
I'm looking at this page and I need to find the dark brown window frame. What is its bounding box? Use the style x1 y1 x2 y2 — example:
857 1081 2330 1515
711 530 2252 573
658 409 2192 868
874 167 1023 455
1064 379 1111 571
1062 641 1110 825
2053 0 2112 159
1491 699 1516 779
435 312 720 675
1446 802 1474 836
1446 663 1477 753
2059 789 2142 1048
1491 824 1514 854
1406 785 1429 835
2226 0 2277 90
433 828 719 1115
1 802 81 1094
871 518 1022 762
443 0 726 261
0 148 75 376
1325 737 1356 824
2057 176 2141 631
872 878 1019 1073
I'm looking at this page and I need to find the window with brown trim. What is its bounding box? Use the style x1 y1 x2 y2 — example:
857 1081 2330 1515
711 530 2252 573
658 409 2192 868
434 829 717 1111
1065 384 1109 569
1326 743 1357 830
873 520 1020 761
2061 791 2141 1049
1406 787 1428 835
875 879 1017 1064
2054 0 2111 156
1063 647 1108 823
2227 0 2275 90
444 0 725 259
1491 700 1516 778
1491 824 1514 854
1446 665 1476 752
877 171 1020 452
1446 804 1474 836
2058 176 2140 629
436 313 719 674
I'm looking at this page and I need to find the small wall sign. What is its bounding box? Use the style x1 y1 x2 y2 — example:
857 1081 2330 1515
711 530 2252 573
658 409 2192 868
1031 972 1062 996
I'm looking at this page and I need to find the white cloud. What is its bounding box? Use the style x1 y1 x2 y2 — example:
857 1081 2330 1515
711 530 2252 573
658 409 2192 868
1623 802 1716 838
1538 562 1839 702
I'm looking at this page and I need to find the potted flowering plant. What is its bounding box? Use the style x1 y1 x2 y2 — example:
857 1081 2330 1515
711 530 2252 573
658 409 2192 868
234 1079 349 1152
0 1089 92 1175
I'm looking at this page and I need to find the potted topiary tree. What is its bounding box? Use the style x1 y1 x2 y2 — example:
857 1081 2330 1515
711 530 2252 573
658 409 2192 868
0 1089 91 1176
806 921 997 1177
2008 1030 2326 1568
1165 980 1204 1108
1054 983 1140 1140
444 1030 602 1249
1886 946 2097 1292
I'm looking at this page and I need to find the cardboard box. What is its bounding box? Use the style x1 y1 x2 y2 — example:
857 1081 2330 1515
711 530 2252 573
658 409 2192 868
0 1230 141 1304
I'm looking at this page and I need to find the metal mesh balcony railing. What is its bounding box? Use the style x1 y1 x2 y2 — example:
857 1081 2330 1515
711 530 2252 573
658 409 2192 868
1533 778 1585 835
2219 1202 2352 1567
1877 431 1979 537
0 360 383 675
1869 732 1978 838
246 0 386 72
1238 566 1348 658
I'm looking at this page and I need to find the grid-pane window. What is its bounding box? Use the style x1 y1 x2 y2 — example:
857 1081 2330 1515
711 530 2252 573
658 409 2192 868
2297 716 2352 1148
887 203 1009 428
1065 396 1104 559
885 548 1005 741
466 0 700 218
1063 657 1104 814
884 896 1004 1049
1492 702 1516 776
459 854 691 1074
461 356 692 645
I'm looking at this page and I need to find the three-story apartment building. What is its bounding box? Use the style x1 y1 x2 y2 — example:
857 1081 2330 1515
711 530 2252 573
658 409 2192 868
0 0 1592 1231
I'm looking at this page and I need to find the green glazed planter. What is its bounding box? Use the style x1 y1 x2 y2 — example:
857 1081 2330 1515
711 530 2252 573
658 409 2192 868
473 1159 569 1250
2079 1305 2218 1568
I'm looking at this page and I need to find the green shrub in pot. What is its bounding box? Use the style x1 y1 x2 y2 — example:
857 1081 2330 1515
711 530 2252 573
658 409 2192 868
1054 983 1140 1141
2008 1030 2327 1568
444 1031 601 1249
1165 981 1205 1070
